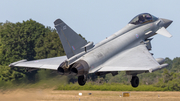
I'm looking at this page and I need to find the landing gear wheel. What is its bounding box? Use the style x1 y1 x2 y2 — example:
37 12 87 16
131 76 139 88
78 75 86 86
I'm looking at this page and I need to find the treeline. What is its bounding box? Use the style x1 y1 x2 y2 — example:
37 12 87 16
0 20 180 91
0 20 65 86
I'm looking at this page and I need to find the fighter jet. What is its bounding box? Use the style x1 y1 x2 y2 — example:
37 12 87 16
9 13 172 87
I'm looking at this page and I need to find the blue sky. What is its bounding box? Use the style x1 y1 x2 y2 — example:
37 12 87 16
0 0 179 59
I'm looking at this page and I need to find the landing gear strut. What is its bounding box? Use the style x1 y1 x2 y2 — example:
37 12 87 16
78 75 87 86
131 76 139 87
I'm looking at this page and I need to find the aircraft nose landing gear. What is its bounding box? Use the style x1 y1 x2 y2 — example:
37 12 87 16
131 76 139 87
78 75 87 86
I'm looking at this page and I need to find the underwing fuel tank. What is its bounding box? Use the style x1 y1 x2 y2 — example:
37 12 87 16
156 58 165 65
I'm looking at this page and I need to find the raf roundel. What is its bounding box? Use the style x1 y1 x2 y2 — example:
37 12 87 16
72 46 75 50
136 34 139 38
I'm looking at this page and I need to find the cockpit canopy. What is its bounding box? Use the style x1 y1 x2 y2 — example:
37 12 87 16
129 13 158 25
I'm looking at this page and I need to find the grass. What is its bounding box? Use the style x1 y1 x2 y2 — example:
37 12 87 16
0 75 168 91
56 83 167 91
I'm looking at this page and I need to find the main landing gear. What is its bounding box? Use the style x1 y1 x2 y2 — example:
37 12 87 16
78 75 139 87
78 75 87 86
131 75 139 87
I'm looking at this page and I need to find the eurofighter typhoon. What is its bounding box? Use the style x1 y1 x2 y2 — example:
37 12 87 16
9 13 173 87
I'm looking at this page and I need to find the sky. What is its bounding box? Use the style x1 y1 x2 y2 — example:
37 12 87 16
0 0 179 59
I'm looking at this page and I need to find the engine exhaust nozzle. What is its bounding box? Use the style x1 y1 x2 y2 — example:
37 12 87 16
70 60 89 76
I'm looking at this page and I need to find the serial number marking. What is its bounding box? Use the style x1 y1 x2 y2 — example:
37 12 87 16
63 25 67 30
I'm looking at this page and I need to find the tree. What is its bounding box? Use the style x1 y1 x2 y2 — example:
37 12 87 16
0 20 65 82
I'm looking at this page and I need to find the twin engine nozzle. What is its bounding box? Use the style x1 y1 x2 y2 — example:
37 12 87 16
57 60 89 76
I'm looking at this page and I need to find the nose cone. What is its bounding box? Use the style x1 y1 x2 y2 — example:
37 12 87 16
161 18 173 28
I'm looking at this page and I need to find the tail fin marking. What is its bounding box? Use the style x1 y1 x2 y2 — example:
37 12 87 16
54 19 87 58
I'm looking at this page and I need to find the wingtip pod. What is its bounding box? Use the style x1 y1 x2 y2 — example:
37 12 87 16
149 63 168 73
156 27 172 38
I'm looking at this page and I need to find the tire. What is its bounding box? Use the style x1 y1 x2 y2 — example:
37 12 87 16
78 75 86 86
131 76 139 87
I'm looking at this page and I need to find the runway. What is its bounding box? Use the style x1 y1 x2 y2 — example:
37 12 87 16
0 88 180 101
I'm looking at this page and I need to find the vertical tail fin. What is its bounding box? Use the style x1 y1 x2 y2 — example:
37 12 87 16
54 19 87 58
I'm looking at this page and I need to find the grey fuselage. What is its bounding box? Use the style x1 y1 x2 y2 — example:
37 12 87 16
68 18 164 75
